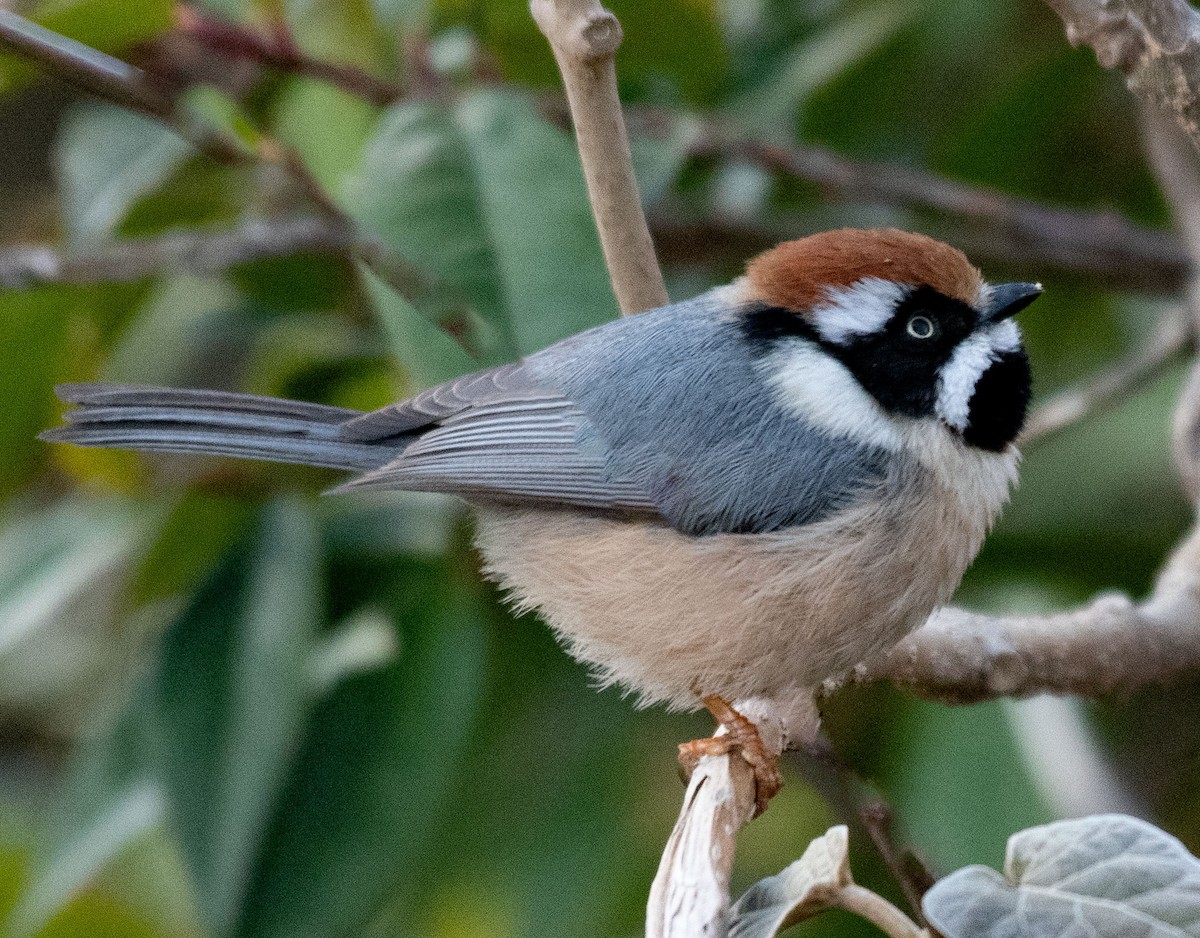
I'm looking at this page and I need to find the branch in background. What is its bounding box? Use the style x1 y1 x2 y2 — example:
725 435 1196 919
1044 0 1200 153
692 135 1185 291
0 216 359 288
175 7 404 107
531 0 668 314
1019 303 1192 445
0 9 244 164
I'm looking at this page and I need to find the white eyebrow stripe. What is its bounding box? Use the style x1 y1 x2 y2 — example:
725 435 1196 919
808 278 909 345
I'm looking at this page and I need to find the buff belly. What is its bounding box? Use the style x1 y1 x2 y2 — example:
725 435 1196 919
472 466 995 717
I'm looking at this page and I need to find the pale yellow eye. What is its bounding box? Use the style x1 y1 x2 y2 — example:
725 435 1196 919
906 315 935 339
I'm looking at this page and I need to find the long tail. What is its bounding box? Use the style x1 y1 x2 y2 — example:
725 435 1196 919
41 383 395 473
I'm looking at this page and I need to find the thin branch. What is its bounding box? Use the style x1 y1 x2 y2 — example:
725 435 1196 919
175 7 404 107
0 216 359 287
530 0 668 314
646 748 758 937
0 9 172 118
1019 303 1192 445
692 134 1183 288
0 10 245 165
859 803 935 927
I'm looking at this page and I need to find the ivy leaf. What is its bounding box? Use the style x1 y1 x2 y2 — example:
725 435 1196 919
924 814 1200 937
729 826 852 938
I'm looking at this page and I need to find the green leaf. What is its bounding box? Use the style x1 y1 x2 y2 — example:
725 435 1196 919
454 89 616 352
730 826 852 938
55 104 191 245
36 0 173 57
0 287 73 498
358 264 477 388
344 100 513 362
728 0 918 138
143 499 322 936
924 814 1200 937
272 80 379 198
9 783 164 938
234 562 488 938
0 498 149 725
345 90 618 363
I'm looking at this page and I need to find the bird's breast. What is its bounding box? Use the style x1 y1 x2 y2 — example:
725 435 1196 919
472 446 1012 713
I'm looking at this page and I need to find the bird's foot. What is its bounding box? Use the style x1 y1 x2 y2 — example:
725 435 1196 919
677 694 783 817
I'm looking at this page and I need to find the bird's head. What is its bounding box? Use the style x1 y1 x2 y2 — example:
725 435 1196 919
739 228 1040 452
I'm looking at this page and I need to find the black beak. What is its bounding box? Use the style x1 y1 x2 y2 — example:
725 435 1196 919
984 282 1043 322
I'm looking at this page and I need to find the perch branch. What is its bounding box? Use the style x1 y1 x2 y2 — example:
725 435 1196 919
530 0 668 314
646 746 758 937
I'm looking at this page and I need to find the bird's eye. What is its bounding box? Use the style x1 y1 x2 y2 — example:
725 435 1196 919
906 315 935 339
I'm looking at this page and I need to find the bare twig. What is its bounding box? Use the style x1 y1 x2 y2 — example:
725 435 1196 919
859 803 935 926
0 9 171 118
1044 0 1200 152
0 216 359 287
175 7 404 107
0 10 245 164
1019 303 1192 445
530 0 667 314
691 134 1184 290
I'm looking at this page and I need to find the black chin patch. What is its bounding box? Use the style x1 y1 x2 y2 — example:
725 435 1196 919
961 350 1032 451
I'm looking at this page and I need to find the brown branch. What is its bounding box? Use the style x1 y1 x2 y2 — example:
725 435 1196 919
841 521 1200 703
0 216 360 287
696 135 1179 277
859 803 935 928
1044 0 1200 152
175 7 404 107
531 0 668 314
651 124 1188 294
0 10 246 165
0 9 172 118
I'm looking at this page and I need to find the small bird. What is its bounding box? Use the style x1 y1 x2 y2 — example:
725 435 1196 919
43 228 1040 811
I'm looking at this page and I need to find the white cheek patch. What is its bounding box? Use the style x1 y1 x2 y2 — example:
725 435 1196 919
809 278 908 345
936 320 1023 431
761 341 903 451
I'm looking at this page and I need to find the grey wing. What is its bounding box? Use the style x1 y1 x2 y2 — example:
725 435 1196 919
335 364 660 515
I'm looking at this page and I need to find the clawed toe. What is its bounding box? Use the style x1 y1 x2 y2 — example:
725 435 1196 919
676 694 783 817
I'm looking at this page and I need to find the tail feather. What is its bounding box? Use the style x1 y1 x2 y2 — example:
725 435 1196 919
41 383 394 473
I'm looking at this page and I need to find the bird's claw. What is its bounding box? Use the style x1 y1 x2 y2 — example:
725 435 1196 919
676 694 783 817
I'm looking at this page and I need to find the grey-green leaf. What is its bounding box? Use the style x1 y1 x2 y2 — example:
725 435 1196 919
923 814 1200 937
55 104 191 244
730 825 853 938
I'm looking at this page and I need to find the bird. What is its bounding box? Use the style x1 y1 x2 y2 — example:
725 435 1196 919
42 228 1041 812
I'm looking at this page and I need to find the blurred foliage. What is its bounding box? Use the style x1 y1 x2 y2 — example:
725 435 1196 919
0 0 1193 935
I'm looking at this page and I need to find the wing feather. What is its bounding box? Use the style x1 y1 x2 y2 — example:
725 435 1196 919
335 365 660 514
